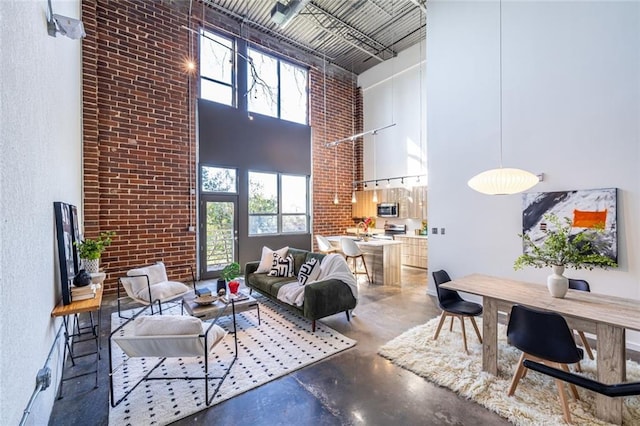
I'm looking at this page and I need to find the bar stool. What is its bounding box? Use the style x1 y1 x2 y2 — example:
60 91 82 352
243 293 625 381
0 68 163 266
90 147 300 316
340 238 371 284
316 235 338 254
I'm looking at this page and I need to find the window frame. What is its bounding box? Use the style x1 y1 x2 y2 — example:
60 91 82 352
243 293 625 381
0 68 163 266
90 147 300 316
199 29 236 107
247 46 308 125
198 27 309 125
248 171 310 236
200 165 238 194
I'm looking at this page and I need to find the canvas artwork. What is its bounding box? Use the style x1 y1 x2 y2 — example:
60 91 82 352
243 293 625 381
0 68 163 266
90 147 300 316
54 202 81 305
521 188 617 263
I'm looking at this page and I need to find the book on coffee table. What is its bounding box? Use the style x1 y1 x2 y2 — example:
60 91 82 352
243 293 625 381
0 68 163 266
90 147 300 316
223 291 249 303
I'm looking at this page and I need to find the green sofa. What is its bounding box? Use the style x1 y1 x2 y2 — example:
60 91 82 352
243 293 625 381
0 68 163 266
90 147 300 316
244 248 357 331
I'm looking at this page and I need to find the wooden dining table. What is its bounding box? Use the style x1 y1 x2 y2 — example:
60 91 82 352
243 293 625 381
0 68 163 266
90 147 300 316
441 273 640 425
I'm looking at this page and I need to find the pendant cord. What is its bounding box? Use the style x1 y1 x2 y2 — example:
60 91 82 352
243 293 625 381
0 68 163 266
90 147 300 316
499 0 503 168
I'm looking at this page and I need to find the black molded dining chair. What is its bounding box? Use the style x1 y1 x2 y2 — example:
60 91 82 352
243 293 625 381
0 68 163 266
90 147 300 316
507 304 584 424
432 270 483 353
568 278 595 360
523 359 640 397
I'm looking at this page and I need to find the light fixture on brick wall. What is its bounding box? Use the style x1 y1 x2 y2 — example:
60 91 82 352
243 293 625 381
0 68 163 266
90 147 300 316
467 0 538 195
47 0 85 39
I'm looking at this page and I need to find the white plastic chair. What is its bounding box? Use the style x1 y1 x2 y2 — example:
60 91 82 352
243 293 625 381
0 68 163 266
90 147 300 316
316 235 338 254
340 238 371 284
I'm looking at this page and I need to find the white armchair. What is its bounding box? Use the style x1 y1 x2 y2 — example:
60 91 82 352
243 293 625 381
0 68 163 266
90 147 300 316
117 261 195 318
109 300 237 407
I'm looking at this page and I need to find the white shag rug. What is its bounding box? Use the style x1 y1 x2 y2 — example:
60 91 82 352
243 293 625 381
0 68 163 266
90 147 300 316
109 298 356 425
379 317 640 425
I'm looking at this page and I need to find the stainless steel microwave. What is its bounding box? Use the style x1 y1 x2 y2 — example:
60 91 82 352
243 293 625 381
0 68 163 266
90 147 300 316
377 203 399 218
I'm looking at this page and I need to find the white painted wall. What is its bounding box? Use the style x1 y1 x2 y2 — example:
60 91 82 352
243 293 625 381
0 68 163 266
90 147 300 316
359 42 427 188
0 1 83 424
426 1 640 346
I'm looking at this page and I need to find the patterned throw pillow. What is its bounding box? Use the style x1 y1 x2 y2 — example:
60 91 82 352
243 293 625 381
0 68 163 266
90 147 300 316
256 246 289 273
268 253 295 277
298 258 320 286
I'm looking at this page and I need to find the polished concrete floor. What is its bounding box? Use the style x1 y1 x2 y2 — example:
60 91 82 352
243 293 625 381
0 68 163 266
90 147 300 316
49 266 511 426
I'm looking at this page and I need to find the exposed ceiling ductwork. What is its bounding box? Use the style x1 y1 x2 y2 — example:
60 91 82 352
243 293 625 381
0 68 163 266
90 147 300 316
270 0 311 28
202 0 426 75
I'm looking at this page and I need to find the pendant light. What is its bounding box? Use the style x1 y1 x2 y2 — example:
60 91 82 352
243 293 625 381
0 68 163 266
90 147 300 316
324 53 339 204
351 73 357 204
371 131 378 203
467 0 538 195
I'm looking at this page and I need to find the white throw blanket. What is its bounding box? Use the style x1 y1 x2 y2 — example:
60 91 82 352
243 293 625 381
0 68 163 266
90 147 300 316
277 254 358 307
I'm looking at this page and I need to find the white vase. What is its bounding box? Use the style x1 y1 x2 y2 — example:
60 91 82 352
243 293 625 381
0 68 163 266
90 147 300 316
547 264 568 298
83 258 100 274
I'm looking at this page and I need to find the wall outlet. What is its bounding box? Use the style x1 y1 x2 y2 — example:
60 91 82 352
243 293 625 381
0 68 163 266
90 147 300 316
440 227 445 235
188 226 195 232
431 227 438 234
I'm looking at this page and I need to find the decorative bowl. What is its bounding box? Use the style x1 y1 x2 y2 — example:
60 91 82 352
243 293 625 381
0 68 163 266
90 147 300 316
194 295 216 306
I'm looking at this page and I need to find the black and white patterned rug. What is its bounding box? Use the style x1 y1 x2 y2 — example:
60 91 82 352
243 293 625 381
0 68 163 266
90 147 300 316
109 297 356 426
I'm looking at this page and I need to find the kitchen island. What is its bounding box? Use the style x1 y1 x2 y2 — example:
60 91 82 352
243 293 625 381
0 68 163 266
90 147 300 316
326 236 402 286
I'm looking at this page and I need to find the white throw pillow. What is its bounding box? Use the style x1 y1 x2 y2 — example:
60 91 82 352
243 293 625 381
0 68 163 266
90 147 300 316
134 280 190 302
298 258 321 285
126 262 169 294
256 246 289 273
134 315 202 336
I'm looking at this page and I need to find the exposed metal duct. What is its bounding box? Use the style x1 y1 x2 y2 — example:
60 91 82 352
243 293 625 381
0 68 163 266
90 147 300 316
270 0 311 28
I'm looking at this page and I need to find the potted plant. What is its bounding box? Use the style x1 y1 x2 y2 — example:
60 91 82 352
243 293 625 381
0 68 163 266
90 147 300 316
75 231 115 273
514 214 616 297
218 262 241 295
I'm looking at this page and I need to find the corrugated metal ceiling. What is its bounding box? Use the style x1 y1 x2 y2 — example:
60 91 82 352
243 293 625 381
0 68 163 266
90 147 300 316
202 0 426 75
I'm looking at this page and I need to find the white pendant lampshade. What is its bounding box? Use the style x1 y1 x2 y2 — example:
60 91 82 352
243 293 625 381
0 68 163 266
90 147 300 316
468 168 539 195
468 0 538 196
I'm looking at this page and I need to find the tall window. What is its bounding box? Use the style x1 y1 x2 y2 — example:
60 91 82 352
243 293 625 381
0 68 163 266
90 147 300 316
248 171 309 235
200 30 234 106
247 47 308 125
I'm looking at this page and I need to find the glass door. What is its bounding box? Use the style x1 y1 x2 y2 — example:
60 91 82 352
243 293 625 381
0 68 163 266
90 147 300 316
200 195 238 279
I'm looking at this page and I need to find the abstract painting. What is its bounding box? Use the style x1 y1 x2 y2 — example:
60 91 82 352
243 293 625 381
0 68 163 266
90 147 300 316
521 188 617 263
54 202 81 305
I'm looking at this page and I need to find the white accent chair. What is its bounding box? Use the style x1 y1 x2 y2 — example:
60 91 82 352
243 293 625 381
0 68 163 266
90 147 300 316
316 235 338 254
340 237 371 284
109 301 236 407
117 262 195 318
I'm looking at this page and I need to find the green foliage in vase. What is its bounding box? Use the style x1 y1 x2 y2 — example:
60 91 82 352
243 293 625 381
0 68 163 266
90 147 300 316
513 214 617 270
75 231 115 260
221 262 241 282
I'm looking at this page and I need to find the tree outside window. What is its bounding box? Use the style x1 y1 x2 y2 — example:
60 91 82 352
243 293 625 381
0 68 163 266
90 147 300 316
249 171 308 235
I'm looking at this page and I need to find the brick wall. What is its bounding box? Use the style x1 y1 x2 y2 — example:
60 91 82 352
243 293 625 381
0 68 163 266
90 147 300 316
82 0 197 292
309 68 363 247
82 1 361 292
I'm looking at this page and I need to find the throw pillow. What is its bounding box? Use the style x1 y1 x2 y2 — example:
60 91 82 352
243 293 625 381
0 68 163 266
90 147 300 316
268 253 295 277
126 262 169 294
256 246 289 273
298 258 320 285
298 257 321 286
134 315 202 336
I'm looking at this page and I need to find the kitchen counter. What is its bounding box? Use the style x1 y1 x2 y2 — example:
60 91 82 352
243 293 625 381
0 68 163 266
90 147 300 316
345 227 385 235
326 236 402 286
394 235 428 269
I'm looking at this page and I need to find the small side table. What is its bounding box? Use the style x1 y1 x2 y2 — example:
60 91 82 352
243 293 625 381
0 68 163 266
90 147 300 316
51 283 103 399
